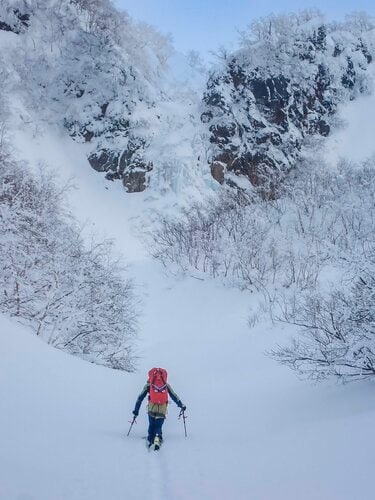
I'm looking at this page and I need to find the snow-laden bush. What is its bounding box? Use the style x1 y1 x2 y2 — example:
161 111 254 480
150 191 281 290
271 246 375 381
151 188 321 292
0 148 138 371
150 156 375 382
151 157 375 290
268 159 375 381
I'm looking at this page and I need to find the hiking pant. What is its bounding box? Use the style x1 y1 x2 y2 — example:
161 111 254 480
148 415 164 443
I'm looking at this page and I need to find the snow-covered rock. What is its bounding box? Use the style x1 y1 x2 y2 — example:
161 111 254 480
202 11 375 194
0 0 208 194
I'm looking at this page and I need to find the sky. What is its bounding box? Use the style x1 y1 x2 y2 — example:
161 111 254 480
114 0 375 57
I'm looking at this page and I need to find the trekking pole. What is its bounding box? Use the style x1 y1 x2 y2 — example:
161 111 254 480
127 416 137 437
179 409 188 438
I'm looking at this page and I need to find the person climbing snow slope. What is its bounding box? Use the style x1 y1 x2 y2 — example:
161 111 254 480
132 368 186 450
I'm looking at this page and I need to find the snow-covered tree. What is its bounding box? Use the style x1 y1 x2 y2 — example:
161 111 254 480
0 0 206 195
0 145 138 371
272 248 375 381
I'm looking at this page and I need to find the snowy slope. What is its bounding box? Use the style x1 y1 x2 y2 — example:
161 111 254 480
2 99 375 499
2 16 375 498
324 65 375 165
2 272 375 500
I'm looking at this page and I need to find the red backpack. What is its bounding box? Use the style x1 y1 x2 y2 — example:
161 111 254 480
148 368 168 405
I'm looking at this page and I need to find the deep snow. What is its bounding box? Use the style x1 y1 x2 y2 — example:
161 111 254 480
324 65 375 166
2 59 375 500
2 270 375 500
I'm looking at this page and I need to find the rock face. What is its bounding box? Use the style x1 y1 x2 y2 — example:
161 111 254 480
88 148 152 192
0 8 29 33
202 16 374 194
210 161 225 184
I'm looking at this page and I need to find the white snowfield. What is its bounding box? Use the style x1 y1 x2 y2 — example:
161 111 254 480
2 64 375 500
2 272 375 500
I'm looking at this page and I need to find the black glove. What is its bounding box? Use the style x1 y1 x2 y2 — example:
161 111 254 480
132 410 138 418
180 405 186 412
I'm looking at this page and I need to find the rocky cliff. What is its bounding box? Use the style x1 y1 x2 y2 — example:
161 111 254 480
1 5 374 195
0 0 182 192
202 13 374 195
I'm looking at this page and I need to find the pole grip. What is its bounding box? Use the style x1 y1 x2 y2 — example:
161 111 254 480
179 409 188 438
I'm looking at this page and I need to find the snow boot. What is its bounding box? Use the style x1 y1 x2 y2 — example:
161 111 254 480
153 434 161 451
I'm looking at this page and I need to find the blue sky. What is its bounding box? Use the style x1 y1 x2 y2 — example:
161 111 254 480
114 0 375 57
